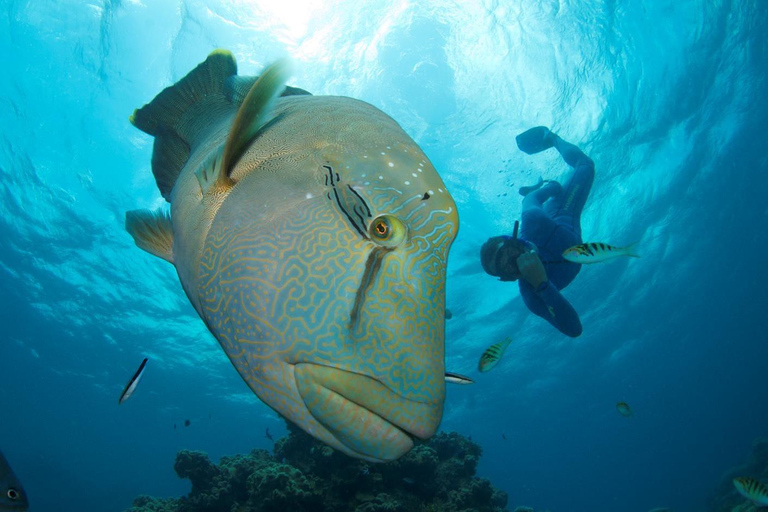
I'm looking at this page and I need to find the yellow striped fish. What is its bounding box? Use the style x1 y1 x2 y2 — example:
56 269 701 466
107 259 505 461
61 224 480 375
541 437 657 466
562 242 640 264
733 477 768 506
478 337 512 373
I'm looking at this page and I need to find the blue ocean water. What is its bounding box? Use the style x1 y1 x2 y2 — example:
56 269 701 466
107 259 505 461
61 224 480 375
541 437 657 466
1 0 766 511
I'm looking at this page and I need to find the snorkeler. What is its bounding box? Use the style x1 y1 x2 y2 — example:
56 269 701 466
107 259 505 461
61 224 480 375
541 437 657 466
480 126 595 337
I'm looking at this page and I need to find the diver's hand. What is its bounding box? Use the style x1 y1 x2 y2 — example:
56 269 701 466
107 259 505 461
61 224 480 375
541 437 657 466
517 251 547 289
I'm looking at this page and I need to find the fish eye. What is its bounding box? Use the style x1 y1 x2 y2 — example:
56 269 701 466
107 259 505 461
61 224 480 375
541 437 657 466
368 215 407 248
375 222 388 237
7 488 19 500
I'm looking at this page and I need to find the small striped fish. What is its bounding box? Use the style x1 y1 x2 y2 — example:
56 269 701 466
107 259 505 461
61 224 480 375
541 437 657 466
733 477 768 506
445 371 474 385
478 337 512 373
562 242 640 264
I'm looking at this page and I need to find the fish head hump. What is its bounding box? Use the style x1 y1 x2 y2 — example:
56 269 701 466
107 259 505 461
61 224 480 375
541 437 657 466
196 96 458 461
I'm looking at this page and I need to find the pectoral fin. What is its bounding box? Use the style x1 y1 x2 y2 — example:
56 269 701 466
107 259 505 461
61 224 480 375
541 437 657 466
125 209 174 264
217 59 292 187
195 145 225 195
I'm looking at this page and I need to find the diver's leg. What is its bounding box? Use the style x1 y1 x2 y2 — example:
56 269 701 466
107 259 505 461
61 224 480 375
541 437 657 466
546 134 595 236
523 180 562 212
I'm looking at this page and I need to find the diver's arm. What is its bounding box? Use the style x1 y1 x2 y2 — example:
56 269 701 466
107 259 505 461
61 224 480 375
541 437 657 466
520 281 583 338
551 133 594 171
522 181 562 211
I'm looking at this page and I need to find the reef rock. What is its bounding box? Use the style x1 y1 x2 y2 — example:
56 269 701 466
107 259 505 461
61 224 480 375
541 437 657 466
126 422 508 512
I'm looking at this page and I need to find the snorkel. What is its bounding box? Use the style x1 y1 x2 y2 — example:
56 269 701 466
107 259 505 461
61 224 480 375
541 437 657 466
492 220 537 281
480 221 537 280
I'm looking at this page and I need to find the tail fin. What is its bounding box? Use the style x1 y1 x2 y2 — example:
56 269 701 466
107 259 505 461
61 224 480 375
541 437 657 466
625 241 641 258
130 50 238 201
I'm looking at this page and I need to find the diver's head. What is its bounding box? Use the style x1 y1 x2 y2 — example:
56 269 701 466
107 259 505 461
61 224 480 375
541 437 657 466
480 221 535 281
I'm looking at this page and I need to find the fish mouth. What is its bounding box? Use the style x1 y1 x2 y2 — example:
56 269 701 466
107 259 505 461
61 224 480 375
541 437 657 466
294 363 442 462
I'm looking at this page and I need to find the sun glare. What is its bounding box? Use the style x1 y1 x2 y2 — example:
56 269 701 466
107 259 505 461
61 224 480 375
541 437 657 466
233 0 325 41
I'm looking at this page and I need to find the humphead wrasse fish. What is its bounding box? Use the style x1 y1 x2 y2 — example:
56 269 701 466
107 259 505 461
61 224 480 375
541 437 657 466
125 51 458 462
0 450 28 511
562 242 640 264
478 337 512 373
733 477 768 507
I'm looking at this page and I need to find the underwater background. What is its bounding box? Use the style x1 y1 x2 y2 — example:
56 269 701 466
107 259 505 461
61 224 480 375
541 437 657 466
1 0 766 511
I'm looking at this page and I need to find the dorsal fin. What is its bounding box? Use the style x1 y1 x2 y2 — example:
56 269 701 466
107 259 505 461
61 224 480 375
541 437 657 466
216 59 292 188
130 50 238 201
125 209 174 263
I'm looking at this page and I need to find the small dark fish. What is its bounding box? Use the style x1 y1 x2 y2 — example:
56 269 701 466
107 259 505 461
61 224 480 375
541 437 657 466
184 419 191 427
444 371 474 385
1 450 29 511
616 402 633 417
174 424 177 430
478 337 512 373
502 433 506 440
445 309 453 320
402 477 415 485
118 357 148 405
265 428 273 441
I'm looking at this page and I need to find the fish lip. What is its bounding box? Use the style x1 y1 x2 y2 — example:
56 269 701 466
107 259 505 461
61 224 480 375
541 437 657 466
294 362 440 443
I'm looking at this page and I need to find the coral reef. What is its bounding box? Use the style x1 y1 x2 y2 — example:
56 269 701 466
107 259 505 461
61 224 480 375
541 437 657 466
125 422 508 512
709 437 768 512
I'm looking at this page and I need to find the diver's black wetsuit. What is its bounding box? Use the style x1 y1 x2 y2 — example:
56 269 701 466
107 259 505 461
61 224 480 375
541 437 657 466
518 136 595 337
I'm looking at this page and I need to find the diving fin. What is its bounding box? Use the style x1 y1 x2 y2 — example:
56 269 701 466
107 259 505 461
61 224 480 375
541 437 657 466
516 126 555 155
125 209 174 264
